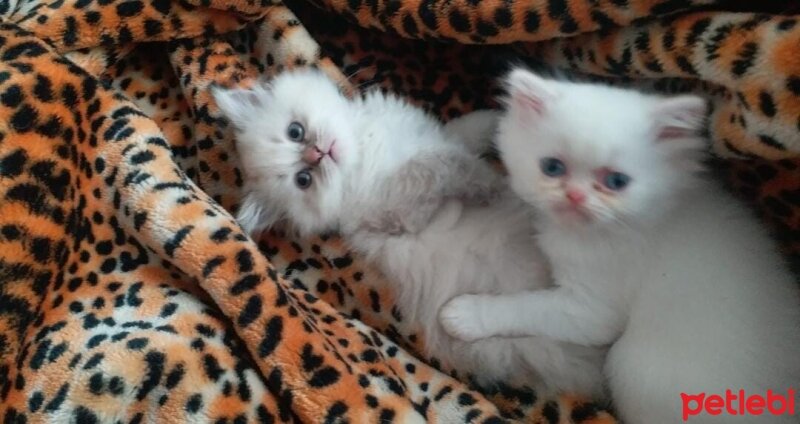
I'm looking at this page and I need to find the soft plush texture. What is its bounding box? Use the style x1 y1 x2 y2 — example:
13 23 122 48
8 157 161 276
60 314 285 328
0 0 796 423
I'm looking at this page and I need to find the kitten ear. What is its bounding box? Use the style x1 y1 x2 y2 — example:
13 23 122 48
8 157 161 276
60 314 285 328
652 95 707 144
211 83 268 128
503 68 557 115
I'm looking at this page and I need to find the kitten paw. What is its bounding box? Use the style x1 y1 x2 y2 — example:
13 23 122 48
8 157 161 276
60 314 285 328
439 295 490 342
362 201 442 235
463 186 501 206
461 172 503 206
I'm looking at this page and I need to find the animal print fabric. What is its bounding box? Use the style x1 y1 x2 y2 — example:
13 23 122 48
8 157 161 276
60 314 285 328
0 1 796 424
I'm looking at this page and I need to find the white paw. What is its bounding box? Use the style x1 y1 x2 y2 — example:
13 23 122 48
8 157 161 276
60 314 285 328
439 295 490 342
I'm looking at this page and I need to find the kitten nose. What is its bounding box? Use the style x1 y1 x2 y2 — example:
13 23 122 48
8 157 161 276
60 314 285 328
302 146 323 165
565 189 586 206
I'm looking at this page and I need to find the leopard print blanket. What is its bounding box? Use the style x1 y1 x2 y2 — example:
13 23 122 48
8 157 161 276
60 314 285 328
0 0 797 422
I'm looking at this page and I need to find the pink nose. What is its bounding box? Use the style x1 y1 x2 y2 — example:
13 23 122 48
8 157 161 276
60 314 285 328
565 189 586 206
303 146 323 164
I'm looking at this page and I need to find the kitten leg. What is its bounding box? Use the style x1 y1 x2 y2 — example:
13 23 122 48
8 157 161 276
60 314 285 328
360 201 441 235
371 150 501 234
440 289 622 346
443 110 502 156
444 152 503 205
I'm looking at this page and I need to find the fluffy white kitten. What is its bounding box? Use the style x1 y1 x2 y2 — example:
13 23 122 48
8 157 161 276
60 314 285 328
440 68 800 423
213 69 606 396
214 69 498 236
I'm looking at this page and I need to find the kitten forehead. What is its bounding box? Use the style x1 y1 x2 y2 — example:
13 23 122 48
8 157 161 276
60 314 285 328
512 79 663 168
268 69 350 126
269 69 344 103
552 83 655 144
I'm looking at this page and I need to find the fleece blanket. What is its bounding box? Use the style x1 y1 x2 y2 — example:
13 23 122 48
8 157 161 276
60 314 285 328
0 0 797 422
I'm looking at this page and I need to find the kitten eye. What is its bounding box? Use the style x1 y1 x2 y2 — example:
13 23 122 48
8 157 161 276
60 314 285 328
295 169 313 189
540 157 567 177
287 122 305 142
604 172 631 191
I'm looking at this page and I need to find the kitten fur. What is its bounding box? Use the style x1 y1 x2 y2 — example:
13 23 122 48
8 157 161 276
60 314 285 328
440 68 800 423
213 70 499 236
213 69 606 396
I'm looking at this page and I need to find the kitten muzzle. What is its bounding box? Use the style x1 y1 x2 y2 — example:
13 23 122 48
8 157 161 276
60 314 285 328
303 146 325 165
302 142 338 165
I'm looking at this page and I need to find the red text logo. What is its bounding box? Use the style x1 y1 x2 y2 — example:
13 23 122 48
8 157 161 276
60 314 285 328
681 389 796 421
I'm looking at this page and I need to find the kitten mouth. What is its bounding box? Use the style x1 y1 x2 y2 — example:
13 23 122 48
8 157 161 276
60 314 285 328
553 203 592 221
328 141 338 163
303 144 338 166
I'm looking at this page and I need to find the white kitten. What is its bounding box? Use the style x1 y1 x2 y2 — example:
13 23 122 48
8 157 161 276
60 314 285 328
213 69 607 397
440 68 800 423
213 69 499 236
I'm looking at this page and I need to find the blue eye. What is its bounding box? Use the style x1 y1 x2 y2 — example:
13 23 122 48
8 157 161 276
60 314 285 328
604 172 631 191
540 157 567 177
287 122 305 142
295 169 313 189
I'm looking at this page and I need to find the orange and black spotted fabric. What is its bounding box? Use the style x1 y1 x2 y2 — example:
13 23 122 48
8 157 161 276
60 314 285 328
0 0 797 423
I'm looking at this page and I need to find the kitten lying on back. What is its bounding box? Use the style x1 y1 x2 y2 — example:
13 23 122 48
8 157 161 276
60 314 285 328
441 68 800 423
213 69 607 397
214 70 501 236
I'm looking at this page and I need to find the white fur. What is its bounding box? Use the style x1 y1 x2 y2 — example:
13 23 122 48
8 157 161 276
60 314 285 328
214 69 606 396
213 72 356 235
440 68 800 423
442 109 502 156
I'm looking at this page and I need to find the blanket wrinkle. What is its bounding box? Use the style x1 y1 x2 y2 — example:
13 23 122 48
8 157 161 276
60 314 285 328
305 0 723 44
0 0 797 423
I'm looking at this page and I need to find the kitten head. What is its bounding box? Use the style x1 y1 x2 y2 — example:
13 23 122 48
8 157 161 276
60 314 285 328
498 68 707 232
213 69 357 236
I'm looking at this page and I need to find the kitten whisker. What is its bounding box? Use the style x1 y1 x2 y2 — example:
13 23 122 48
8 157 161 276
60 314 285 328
343 67 370 83
341 68 381 93
353 79 380 92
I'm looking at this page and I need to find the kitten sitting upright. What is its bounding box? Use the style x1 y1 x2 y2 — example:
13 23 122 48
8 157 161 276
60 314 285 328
213 69 607 397
440 68 800 423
